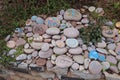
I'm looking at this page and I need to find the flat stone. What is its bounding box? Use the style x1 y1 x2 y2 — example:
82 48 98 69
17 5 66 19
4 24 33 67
84 58 91 69
30 42 43 50
36 58 46 66
98 54 106 61
108 50 117 56
52 35 61 39
71 63 79 70
89 61 102 74
45 17 60 27
24 49 34 54
106 56 117 64
89 50 99 60
33 24 48 35
39 49 53 58
16 54 27 60
71 70 102 79
64 9 82 21
32 51 38 57
56 40 65 48
18 62 28 69
53 47 67 55
101 62 110 70
110 66 119 73
66 39 78 48
96 40 106 48
16 38 26 46
8 49 16 56
63 28 79 38
69 47 82 54
55 55 73 68
73 55 84 64
96 48 108 54
7 40 16 48
107 43 116 50
42 34 51 39
46 27 60 35
41 43 50 51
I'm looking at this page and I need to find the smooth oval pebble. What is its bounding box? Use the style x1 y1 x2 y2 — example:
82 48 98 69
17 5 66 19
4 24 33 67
41 43 50 51
56 40 65 48
89 61 102 74
16 54 27 60
55 55 73 68
31 15 37 21
35 17 44 24
53 47 67 55
63 28 79 38
64 9 82 21
96 48 108 54
32 51 38 57
88 6 96 12
7 40 16 48
24 49 34 54
66 39 78 48
30 42 43 50
52 35 61 39
106 55 117 64
69 47 82 54
46 27 60 35
39 49 53 58
101 62 110 70
73 55 84 64
107 43 116 50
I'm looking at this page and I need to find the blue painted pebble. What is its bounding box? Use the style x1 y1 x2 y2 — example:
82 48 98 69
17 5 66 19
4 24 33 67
98 54 106 61
89 50 99 60
31 15 37 21
66 39 78 48
36 17 44 24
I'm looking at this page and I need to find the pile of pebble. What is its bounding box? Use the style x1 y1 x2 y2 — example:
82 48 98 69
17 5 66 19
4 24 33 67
4 6 120 79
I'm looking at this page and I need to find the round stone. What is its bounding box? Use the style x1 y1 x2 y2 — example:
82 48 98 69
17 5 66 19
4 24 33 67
101 62 110 70
36 58 46 66
107 43 116 50
88 6 96 12
64 9 82 21
66 39 78 48
30 42 43 50
73 55 84 64
89 50 99 60
55 55 73 68
41 43 50 51
33 24 48 35
35 17 44 24
7 40 16 48
16 54 27 60
45 17 60 27
71 63 79 70
32 51 38 57
69 47 82 54
39 49 53 58
46 27 60 35
81 18 89 24
63 28 79 38
56 40 65 48
89 61 102 74
106 56 117 64
53 47 67 55
31 15 37 21
24 43 29 49
116 21 120 28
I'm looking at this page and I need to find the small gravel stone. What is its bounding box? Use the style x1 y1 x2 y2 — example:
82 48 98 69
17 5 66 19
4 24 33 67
46 27 60 35
51 54 57 61
88 6 96 12
82 45 87 50
52 35 61 39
